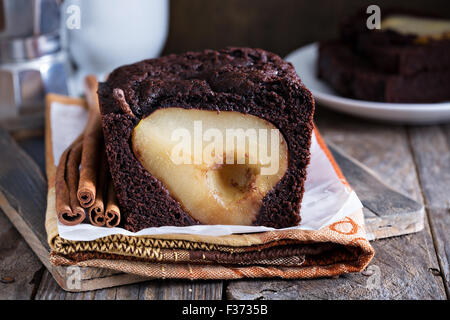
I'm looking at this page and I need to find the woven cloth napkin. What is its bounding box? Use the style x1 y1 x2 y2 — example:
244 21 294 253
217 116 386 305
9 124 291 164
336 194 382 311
45 94 374 280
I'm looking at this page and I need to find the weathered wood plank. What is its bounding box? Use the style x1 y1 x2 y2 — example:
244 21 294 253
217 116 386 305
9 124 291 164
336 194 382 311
315 110 423 202
408 124 450 296
425 207 450 297
0 128 50 267
48 265 150 293
227 229 444 300
35 270 118 300
408 125 450 208
0 127 46 299
116 283 140 300
137 280 223 300
17 136 46 176
30 124 423 295
0 209 43 300
314 110 445 298
328 143 424 240
227 108 446 299
3 110 443 298
35 269 223 300
0 129 145 294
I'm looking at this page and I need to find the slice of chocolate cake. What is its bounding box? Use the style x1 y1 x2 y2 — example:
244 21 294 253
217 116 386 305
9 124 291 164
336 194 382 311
340 8 450 75
318 41 450 103
98 47 315 232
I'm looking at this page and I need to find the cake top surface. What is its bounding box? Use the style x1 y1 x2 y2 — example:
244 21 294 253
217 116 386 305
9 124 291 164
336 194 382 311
98 47 303 117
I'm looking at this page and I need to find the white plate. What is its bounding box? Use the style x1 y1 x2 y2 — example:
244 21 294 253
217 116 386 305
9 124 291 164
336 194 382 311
285 43 450 124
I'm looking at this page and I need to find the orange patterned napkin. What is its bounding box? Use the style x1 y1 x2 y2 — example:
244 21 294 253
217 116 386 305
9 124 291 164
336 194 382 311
49 211 373 279
45 94 374 280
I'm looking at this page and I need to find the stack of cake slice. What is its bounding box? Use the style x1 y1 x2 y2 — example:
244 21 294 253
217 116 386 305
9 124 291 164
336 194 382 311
318 8 450 103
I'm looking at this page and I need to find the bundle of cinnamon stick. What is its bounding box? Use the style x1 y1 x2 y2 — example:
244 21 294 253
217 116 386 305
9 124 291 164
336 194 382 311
55 75 121 228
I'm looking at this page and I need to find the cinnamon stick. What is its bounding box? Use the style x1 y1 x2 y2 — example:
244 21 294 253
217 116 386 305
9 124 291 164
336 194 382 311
84 75 100 113
66 141 85 225
55 135 84 226
105 180 121 228
77 75 103 208
56 75 122 228
88 146 108 227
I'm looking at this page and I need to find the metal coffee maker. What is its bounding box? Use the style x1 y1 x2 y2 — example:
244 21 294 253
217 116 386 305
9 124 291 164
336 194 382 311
0 0 69 119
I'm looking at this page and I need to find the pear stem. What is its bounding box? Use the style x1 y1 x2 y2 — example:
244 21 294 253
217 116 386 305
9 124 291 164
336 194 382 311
113 88 135 118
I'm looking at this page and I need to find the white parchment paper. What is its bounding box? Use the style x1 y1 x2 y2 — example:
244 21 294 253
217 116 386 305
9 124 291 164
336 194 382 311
51 101 362 241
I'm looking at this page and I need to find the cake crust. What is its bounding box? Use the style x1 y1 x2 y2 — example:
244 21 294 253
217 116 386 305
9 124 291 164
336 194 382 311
99 47 315 232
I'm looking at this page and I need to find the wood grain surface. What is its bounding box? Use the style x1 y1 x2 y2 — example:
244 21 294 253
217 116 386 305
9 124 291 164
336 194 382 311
0 129 46 299
408 124 450 296
226 108 447 300
1 105 448 299
328 142 424 240
1 0 449 300
0 209 43 299
0 110 427 293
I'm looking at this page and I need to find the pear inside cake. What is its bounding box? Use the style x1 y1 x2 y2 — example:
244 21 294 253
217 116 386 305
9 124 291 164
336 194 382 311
131 107 288 225
381 15 450 40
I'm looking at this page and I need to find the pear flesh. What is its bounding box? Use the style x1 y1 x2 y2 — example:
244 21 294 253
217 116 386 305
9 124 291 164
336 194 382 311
381 15 450 38
131 107 288 225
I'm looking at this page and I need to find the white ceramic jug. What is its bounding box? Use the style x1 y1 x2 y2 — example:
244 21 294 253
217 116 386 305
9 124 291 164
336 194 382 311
64 0 169 81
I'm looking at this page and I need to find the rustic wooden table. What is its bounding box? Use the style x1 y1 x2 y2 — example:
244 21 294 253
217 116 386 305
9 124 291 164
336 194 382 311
0 106 448 300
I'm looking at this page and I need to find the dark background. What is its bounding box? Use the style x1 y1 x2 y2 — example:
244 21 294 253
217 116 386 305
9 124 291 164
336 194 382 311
162 0 450 58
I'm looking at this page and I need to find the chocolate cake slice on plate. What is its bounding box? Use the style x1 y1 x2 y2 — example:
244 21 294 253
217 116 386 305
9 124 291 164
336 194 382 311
318 41 450 103
340 8 450 75
98 47 315 232
318 8 450 103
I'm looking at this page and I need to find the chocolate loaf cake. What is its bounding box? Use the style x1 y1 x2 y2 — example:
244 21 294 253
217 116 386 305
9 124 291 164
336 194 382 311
98 48 315 232
318 7 450 102
318 41 450 103
340 8 450 75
